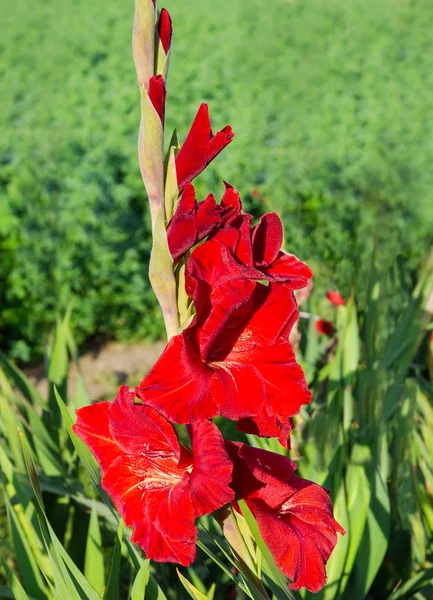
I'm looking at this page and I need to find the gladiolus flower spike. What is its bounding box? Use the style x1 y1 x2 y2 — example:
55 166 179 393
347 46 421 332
73 0 345 594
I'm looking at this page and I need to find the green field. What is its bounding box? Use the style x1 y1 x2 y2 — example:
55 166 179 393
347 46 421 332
1 0 433 358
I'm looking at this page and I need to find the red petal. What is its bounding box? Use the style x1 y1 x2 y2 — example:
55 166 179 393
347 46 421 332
326 291 345 306
237 414 294 449
198 278 257 359
136 334 217 423
108 387 180 458
158 9 172 54
133 479 197 566
185 240 240 302
105 457 197 566
232 340 311 418
167 182 197 261
211 360 265 420
220 182 242 214
74 389 199 566
196 194 221 240
73 401 118 472
254 477 345 593
252 213 283 266
175 104 234 189
189 420 234 517
148 75 166 123
208 125 234 162
315 319 334 335
233 214 254 265
238 444 297 494
263 252 313 288
231 284 298 348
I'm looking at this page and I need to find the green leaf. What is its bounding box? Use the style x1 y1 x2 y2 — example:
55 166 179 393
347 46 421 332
0 386 26 472
350 467 390 599
0 351 45 409
1 556 32 600
129 562 150 600
177 570 213 600
103 520 123 600
386 566 433 599
85 500 105 596
340 445 372 599
47 316 69 387
5 496 47 600
322 483 350 600
341 297 360 380
20 431 101 600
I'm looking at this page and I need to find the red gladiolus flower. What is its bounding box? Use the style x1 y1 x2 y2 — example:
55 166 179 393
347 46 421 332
136 278 311 425
72 387 234 566
148 75 166 123
175 103 234 189
315 319 334 336
326 291 345 306
158 9 172 54
167 182 240 262
226 442 345 593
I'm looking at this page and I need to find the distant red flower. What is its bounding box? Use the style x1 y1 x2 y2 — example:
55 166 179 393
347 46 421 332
315 319 334 336
227 442 345 593
72 387 234 566
185 210 312 298
157 9 172 54
167 182 240 262
326 291 345 306
148 75 166 123
175 104 234 189
136 279 311 425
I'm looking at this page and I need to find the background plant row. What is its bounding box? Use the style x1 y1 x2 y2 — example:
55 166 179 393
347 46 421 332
1 0 433 359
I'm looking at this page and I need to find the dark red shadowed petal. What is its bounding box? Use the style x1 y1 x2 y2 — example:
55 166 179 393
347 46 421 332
175 103 234 189
315 319 334 336
196 194 221 238
148 75 166 123
228 443 345 593
189 420 234 516
252 213 283 266
167 183 239 263
158 9 172 53
167 182 197 260
263 252 312 288
255 476 345 593
237 414 294 449
326 291 345 306
221 181 242 214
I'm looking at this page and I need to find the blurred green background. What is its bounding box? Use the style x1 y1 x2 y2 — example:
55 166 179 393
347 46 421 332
1 0 433 360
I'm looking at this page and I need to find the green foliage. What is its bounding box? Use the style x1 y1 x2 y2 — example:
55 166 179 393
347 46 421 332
1 0 433 358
